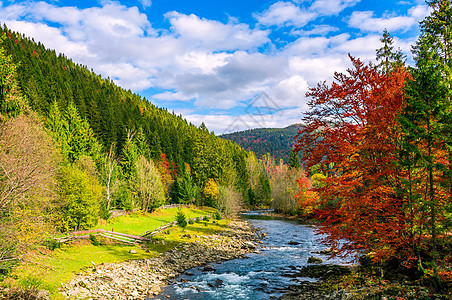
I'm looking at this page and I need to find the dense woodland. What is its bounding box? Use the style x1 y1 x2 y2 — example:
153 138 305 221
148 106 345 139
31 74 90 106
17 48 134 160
221 124 303 163
295 0 452 291
0 23 309 272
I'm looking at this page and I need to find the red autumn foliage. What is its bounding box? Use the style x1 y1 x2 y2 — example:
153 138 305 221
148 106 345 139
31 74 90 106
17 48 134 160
295 56 414 264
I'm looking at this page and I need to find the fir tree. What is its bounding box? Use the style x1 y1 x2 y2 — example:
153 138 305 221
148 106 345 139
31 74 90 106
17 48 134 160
375 29 406 75
288 149 301 170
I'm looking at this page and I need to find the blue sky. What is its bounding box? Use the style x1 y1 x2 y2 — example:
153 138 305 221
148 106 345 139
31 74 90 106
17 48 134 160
0 0 430 134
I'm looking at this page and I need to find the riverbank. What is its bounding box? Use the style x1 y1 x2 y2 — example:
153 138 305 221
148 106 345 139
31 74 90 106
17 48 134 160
279 264 451 300
61 219 262 299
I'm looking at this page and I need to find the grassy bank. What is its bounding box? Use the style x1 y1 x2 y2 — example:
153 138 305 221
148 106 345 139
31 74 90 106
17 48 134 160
1 206 226 299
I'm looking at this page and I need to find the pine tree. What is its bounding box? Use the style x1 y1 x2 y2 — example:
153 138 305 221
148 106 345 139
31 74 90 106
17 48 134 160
375 29 406 75
288 149 301 170
0 33 24 118
399 0 452 282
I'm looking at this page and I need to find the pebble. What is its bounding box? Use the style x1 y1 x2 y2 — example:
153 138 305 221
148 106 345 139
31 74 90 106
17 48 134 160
61 219 260 299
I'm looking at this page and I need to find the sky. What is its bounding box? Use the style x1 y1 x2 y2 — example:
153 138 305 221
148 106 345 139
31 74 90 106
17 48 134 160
0 0 431 134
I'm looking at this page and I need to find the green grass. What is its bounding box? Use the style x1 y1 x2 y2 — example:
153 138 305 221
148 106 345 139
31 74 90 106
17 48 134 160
3 206 223 299
95 206 216 235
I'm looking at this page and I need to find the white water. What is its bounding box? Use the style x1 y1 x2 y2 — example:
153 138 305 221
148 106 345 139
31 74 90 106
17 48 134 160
152 211 351 300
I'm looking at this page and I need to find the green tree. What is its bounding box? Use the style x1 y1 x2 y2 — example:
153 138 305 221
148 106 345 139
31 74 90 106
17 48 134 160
63 102 102 163
134 155 165 212
58 164 102 232
173 166 198 204
375 29 405 75
121 129 139 182
288 149 301 170
399 0 452 282
0 33 25 118
47 101 101 163
175 208 187 229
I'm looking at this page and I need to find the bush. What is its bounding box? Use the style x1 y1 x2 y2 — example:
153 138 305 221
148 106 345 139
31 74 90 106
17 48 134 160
175 209 187 229
188 219 194 225
217 185 243 216
213 211 222 220
89 234 100 246
203 215 210 222
44 239 61 251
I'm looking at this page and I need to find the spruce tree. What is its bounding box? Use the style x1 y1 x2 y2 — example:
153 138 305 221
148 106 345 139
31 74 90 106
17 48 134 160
375 29 405 75
288 149 301 170
399 0 452 284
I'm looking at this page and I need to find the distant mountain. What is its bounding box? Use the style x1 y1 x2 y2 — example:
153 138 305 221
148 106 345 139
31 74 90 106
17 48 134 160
221 124 303 163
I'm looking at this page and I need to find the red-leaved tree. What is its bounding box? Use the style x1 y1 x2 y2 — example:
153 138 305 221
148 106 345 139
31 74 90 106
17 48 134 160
295 56 415 264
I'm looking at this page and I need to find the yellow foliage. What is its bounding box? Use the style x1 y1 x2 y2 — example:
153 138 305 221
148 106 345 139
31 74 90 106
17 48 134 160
203 178 219 206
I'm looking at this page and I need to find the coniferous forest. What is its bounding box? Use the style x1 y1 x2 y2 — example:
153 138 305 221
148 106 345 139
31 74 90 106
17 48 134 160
221 124 303 163
0 25 266 265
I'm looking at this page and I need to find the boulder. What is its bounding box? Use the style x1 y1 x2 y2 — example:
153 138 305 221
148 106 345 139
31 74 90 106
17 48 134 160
203 265 216 272
242 241 256 249
307 256 323 264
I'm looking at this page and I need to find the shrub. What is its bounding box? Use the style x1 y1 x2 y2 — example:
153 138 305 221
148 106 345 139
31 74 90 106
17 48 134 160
89 234 100 246
203 215 210 222
217 185 243 216
188 219 194 225
175 209 187 229
213 211 222 220
44 239 61 251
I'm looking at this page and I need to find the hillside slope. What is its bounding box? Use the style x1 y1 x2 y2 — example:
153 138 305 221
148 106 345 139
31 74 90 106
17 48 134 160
221 124 303 163
0 25 250 191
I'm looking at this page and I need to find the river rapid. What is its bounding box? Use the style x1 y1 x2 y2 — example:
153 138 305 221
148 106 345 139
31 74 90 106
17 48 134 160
153 210 350 300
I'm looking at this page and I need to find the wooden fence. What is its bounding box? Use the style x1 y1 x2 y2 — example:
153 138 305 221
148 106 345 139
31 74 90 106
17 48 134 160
55 229 152 244
108 204 186 218
56 214 212 244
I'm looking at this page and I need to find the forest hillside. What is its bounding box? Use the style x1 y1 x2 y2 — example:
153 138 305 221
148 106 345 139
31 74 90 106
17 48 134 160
221 124 303 163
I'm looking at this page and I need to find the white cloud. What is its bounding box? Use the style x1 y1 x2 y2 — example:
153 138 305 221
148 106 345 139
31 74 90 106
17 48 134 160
0 0 425 133
174 51 230 74
291 25 339 36
408 4 431 20
254 1 317 27
139 0 152 8
310 0 361 16
166 12 270 51
348 11 415 32
152 91 194 102
348 4 431 33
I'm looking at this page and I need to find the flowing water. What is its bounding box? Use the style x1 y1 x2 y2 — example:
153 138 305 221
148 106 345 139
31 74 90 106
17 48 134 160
153 210 350 300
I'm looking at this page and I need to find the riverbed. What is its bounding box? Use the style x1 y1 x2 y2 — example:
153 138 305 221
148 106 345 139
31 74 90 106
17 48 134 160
154 210 350 300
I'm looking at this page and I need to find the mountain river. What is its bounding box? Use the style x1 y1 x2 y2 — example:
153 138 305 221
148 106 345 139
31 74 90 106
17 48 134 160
152 210 350 300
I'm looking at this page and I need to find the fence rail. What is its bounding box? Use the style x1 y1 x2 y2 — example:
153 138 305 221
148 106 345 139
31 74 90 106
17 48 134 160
55 214 212 244
55 229 152 244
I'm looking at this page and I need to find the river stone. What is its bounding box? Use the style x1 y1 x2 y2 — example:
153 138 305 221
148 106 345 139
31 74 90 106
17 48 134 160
149 285 161 295
62 219 260 299
129 249 137 254
307 256 323 264
203 265 216 272
288 240 300 245
242 241 256 249
215 279 224 287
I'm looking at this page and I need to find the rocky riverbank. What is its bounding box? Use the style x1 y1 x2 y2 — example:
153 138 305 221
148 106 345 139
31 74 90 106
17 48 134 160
61 219 262 299
279 264 449 300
